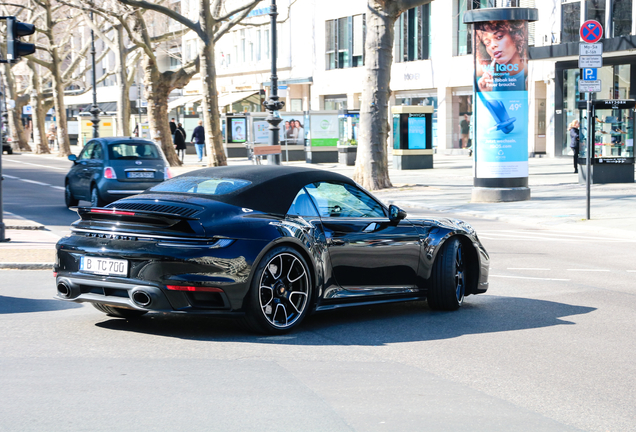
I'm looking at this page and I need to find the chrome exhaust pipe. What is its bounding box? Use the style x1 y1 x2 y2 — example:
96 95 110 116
57 283 71 298
132 291 151 307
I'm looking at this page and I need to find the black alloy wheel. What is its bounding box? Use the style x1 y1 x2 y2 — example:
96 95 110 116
244 246 311 334
428 237 465 311
92 303 148 318
65 183 78 208
90 186 105 207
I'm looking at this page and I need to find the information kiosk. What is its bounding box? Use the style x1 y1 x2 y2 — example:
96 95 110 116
391 106 434 170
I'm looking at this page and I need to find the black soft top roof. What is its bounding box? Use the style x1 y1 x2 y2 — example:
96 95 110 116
170 165 356 215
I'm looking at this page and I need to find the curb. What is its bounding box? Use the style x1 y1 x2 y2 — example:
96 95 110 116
0 263 54 270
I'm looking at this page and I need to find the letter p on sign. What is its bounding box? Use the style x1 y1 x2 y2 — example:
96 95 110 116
583 68 597 80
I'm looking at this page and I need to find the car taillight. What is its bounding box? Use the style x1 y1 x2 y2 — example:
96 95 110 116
166 285 223 293
104 167 117 179
90 209 135 216
164 167 172 179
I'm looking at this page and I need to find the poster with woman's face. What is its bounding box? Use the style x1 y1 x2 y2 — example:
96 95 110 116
473 19 529 180
230 118 246 143
475 20 528 92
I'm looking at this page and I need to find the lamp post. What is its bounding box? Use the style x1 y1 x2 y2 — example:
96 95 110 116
89 11 100 138
0 90 9 242
262 0 284 165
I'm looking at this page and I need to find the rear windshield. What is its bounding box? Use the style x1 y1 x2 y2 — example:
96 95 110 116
109 143 161 160
149 177 251 195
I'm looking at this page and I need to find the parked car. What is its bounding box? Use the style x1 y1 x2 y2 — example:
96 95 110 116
65 137 171 208
55 165 490 334
2 135 12 155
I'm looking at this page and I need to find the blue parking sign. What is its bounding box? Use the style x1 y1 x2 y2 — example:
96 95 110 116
583 68 597 80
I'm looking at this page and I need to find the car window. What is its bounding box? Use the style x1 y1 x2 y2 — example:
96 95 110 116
304 182 385 218
78 143 94 161
287 188 319 216
91 144 103 160
149 177 251 195
109 143 160 160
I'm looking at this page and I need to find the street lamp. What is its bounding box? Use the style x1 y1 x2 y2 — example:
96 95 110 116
89 11 100 138
262 0 284 165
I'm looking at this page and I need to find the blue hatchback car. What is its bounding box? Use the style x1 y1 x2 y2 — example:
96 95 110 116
65 137 171 208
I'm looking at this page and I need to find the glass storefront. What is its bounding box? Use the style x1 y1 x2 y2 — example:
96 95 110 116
561 63 631 155
580 105 634 159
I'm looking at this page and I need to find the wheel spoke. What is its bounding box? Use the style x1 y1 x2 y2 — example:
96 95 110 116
260 286 273 308
287 291 308 313
287 257 306 283
274 303 288 326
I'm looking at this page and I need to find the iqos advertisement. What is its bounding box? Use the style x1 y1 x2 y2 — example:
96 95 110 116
474 19 528 178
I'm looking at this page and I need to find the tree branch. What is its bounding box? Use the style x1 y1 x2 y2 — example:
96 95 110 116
116 0 204 38
396 0 433 13
213 3 256 42
214 0 261 22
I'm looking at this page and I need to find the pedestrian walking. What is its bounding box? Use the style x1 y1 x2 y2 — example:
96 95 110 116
169 118 177 137
191 120 205 162
174 123 187 162
47 123 57 150
568 119 580 173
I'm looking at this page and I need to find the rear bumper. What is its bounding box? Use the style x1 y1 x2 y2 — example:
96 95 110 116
97 179 161 202
55 274 239 315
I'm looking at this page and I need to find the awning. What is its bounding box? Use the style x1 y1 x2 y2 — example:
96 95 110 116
217 91 259 107
168 94 203 111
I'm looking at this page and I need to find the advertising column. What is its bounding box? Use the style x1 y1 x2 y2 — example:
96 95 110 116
464 8 538 202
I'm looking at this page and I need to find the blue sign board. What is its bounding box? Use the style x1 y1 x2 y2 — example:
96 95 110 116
583 68 597 80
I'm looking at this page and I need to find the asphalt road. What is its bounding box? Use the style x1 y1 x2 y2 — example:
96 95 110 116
1 154 636 431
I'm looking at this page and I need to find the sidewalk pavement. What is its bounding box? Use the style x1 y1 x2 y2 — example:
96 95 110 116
3 150 635 270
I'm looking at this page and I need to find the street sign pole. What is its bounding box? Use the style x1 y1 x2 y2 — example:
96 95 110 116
586 94 592 220
578 19 602 220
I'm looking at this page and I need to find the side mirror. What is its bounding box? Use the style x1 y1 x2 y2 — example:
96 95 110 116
389 204 407 222
68 154 77 163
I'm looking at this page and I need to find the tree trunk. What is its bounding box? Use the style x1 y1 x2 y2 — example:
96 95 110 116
28 61 50 154
198 0 227 167
144 60 182 166
353 0 399 190
2 64 31 151
114 25 131 136
200 36 226 167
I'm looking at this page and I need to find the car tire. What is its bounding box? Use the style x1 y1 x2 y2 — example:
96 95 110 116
243 246 312 334
7 147 13 155
428 237 465 311
90 185 105 208
65 183 79 208
92 303 148 318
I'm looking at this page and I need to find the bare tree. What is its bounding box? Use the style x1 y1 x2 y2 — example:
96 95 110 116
1 64 31 151
116 0 262 167
354 0 433 190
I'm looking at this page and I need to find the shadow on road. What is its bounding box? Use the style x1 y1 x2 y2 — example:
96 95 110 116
0 295 82 314
94 295 596 345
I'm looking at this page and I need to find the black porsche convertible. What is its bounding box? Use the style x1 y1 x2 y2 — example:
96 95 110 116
55 165 489 334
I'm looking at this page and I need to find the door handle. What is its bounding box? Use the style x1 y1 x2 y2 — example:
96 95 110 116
327 238 345 246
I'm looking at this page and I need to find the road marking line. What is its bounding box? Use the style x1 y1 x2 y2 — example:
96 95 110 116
20 179 50 186
5 159 66 170
3 173 63 190
567 269 610 272
490 274 570 281
507 268 551 271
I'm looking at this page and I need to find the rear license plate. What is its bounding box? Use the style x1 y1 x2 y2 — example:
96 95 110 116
80 257 128 276
127 171 154 179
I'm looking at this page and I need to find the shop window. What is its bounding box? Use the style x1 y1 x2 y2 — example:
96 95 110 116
325 14 365 70
561 1 580 43
256 30 261 61
324 95 347 110
612 0 632 37
394 4 431 62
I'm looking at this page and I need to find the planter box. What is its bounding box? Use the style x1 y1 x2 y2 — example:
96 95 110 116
338 146 357 166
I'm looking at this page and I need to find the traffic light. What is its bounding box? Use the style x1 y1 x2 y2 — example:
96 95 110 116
6 17 35 61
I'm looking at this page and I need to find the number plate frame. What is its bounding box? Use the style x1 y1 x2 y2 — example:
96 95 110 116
79 256 128 276
126 171 155 179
